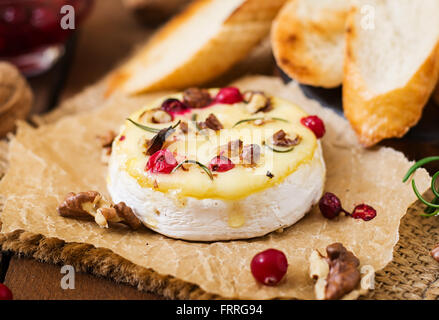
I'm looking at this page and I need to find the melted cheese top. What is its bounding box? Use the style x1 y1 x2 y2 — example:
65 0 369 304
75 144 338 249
112 90 318 200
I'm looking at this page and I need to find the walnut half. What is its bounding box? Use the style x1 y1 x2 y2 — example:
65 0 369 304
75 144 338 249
309 243 375 300
57 191 142 230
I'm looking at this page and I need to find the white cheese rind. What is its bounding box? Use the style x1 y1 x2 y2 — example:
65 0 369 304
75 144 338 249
107 143 325 241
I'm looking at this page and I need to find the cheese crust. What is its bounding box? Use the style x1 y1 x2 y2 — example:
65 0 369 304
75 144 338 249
108 143 325 241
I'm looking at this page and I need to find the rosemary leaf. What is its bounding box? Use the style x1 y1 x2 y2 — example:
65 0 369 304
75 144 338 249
127 118 160 133
171 160 213 181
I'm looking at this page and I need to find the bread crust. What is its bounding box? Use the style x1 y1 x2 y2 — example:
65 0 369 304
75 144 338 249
108 0 286 95
343 7 439 147
271 0 350 88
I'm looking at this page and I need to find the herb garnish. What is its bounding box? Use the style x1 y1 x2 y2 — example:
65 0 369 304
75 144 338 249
232 117 289 128
127 118 160 133
171 160 214 180
403 156 439 217
262 141 295 153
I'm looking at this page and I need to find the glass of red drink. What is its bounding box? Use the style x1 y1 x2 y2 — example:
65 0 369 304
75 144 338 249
0 0 94 76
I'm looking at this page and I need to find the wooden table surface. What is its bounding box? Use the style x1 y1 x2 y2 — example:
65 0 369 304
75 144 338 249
1 0 439 300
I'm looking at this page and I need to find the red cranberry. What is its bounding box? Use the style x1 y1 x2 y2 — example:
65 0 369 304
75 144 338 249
301 115 326 139
319 192 344 219
119 135 126 142
0 283 13 300
161 98 189 115
215 87 243 104
351 204 377 221
145 149 178 174
250 249 288 286
209 156 235 172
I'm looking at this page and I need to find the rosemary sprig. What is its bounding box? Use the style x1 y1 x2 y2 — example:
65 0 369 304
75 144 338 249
403 156 439 216
262 141 295 153
232 117 289 128
171 160 214 181
127 118 160 133
127 119 181 133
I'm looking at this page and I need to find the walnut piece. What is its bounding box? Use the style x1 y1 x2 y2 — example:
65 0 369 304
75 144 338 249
113 202 143 229
309 243 375 300
183 87 212 108
57 191 142 230
199 113 223 131
272 130 300 147
243 91 271 114
325 243 361 300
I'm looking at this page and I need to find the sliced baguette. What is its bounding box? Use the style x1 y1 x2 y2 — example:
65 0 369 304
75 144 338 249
343 0 439 147
108 0 286 95
271 0 351 88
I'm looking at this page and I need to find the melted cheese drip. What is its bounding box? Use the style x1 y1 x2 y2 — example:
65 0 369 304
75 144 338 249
113 91 317 200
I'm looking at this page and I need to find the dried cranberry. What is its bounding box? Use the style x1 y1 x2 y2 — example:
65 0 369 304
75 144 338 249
301 115 326 139
0 283 13 300
351 204 377 221
209 156 235 172
145 149 178 174
215 87 243 104
119 135 126 142
250 249 288 286
319 192 345 219
161 98 189 115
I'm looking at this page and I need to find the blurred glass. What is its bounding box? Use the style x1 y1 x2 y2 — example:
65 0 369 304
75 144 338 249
0 0 94 76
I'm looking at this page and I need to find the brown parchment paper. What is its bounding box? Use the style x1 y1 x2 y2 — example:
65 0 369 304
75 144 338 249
0 76 431 299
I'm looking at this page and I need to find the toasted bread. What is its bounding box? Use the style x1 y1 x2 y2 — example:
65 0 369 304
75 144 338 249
272 0 351 88
108 0 286 95
343 0 439 147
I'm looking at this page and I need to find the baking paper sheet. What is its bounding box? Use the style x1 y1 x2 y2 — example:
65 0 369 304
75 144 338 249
0 76 430 299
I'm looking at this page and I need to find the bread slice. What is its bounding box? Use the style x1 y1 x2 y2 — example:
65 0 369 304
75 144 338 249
108 0 286 95
271 0 351 88
343 0 439 147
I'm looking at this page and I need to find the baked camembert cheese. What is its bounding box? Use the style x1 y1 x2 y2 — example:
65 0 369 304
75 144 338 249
107 87 326 241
